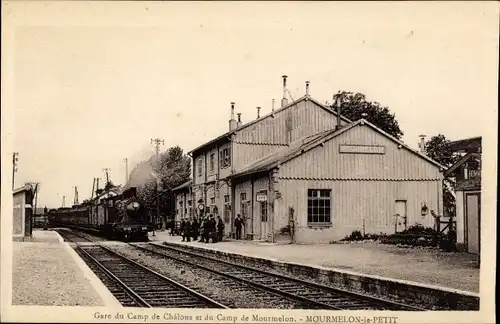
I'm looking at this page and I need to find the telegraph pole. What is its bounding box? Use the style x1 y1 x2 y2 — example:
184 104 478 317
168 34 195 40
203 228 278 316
151 138 164 233
124 158 129 185
74 186 79 205
12 152 19 190
102 168 111 189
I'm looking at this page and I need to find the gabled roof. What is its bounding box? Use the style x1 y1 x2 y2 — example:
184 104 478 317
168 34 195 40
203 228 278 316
188 95 351 155
444 152 481 177
230 119 446 179
172 180 192 192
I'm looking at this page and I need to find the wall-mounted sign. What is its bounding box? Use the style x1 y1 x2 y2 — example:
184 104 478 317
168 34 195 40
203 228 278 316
256 193 268 202
339 144 385 155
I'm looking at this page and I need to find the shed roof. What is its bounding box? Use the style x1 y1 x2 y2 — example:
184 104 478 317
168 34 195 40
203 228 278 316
172 180 192 192
230 119 446 179
188 95 351 155
444 152 481 177
13 184 33 195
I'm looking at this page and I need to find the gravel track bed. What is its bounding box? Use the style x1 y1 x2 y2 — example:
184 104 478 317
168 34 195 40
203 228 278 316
12 242 104 306
158 243 436 310
107 245 303 309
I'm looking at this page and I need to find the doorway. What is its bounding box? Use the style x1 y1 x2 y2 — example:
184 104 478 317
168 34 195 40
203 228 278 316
395 200 407 233
465 193 480 254
260 201 268 240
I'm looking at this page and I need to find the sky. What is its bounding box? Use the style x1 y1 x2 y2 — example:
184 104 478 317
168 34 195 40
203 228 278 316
3 1 498 208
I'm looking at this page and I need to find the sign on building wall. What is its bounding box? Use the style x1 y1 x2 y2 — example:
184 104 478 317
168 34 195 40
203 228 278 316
339 144 385 155
256 193 268 202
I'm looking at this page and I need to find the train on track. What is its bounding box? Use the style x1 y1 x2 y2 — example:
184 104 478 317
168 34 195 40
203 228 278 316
48 187 155 241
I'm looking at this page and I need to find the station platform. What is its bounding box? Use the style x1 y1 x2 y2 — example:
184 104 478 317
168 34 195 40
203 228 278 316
149 231 480 294
12 230 121 307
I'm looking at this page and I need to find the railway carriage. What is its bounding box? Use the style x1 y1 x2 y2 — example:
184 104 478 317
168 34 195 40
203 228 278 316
48 187 154 241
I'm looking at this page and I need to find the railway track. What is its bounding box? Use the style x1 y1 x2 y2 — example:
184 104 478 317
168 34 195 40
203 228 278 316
55 229 94 242
77 245 228 308
132 243 425 311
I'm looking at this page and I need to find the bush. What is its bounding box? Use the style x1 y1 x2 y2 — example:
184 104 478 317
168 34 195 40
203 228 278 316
381 225 444 248
279 225 291 235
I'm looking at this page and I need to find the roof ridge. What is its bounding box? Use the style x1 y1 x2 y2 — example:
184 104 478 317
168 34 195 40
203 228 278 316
188 94 349 154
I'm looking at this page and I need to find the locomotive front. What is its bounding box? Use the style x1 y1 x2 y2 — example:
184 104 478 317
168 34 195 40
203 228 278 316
113 198 154 241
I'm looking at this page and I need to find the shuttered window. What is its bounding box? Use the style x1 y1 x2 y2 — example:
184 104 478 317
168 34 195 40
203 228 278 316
307 189 331 227
223 195 231 223
197 159 203 176
210 154 215 171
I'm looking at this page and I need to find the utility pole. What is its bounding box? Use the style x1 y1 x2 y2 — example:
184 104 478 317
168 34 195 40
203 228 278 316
151 138 164 233
124 158 129 185
12 152 19 190
91 178 96 200
74 186 79 205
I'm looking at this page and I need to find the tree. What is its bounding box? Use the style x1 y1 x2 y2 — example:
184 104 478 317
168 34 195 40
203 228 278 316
424 134 462 217
331 91 404 140
127 145 191 224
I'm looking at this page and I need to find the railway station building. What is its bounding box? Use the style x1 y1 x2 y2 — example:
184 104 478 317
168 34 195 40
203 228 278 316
177 77 445 243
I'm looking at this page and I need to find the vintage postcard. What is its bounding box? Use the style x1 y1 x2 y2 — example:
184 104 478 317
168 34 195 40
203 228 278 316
1 1 497 324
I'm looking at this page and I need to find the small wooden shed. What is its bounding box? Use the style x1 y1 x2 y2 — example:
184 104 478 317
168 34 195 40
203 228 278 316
445 152 481 254
13 184 35 240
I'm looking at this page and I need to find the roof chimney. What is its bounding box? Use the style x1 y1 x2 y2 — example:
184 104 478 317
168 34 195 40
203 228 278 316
272 99 275 112
305 81 310 96
335 96 342 131
237 113 242 128
281 75 288 107
257 107 261 119
418 135 426 153
229 102 237 131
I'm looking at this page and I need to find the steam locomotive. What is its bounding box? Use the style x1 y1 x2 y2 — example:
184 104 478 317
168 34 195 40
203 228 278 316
48 187 154 241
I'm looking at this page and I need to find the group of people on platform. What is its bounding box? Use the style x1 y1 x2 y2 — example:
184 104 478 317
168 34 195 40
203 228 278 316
170 214 245 242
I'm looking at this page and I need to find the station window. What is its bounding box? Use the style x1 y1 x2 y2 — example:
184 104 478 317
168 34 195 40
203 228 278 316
220 148 231 168
307 189 331 227
210 153 215 171
260 202 267 222
197 159 203 177
210 197 216 205
223 195 231 223
240 192 248 220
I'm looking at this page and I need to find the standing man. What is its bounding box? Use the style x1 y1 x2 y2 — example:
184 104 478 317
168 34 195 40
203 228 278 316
192 217 199 241
234 214 243 240
180 218 186 241
216 215 225 242
208 215 217 243
198 217 206 243
184 218 192 242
